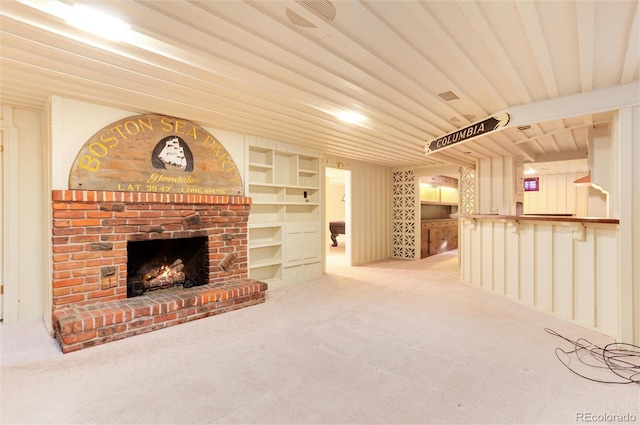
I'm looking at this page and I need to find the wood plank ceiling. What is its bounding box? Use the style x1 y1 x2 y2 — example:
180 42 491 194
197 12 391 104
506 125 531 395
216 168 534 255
1 0 638 173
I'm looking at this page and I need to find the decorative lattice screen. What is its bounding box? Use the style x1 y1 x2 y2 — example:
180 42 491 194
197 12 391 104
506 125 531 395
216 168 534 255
392 170 416 259
459 167 475 214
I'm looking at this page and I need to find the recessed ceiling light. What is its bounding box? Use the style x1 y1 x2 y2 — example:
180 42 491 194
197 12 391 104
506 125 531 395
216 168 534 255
337 111 366 123
524 168 536 175
517 125 531 131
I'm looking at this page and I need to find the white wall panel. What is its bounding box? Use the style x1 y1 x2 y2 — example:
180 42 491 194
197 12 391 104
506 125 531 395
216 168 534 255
351 160 392 265
595 227 618 336
470 221 482 287
617 106 640 345
493 223 505 295
477 157 521 215
519 225 535 306
524 173 588 215
573 228 596 328
504 227 519 299
461 218 621 339
552 228 574 320
461 221 472 284
480 221 493 291
1 107 46 323
534 225 553 312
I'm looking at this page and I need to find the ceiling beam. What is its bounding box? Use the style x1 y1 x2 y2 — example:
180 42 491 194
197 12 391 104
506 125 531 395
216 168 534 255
507 80 640 127
534 149 588 163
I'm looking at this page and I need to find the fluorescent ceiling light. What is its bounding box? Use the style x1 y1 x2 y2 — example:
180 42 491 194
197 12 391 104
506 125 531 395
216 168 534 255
66 3 130 41
17 0 70 19
524 168 537 175
337 111 366 124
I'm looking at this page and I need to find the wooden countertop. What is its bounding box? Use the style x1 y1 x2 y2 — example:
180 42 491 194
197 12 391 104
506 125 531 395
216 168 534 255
450 214 619 225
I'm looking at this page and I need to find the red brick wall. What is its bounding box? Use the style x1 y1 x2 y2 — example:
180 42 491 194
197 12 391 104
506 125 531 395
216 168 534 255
51 190 250 316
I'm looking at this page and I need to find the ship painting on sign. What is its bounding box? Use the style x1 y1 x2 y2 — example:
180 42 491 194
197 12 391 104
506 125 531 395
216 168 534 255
152 136 194 171
159 137 186 168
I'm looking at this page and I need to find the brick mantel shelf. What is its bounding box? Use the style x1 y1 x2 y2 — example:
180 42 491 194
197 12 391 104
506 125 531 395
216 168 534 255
51 190 267 353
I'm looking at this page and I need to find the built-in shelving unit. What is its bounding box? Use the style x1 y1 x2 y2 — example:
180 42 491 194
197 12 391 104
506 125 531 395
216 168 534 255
246 139 322 285
419 175 459 205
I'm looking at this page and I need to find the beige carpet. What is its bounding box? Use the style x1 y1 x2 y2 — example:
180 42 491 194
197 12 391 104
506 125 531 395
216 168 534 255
1 251 638 424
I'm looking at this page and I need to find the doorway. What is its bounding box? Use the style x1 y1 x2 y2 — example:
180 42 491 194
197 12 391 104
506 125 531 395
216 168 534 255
325 167 350 268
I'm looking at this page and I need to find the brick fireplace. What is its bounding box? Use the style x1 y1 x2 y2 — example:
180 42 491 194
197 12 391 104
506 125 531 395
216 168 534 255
51 190 267 353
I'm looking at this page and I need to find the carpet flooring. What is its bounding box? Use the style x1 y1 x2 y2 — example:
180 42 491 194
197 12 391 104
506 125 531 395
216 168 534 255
1 251 638 424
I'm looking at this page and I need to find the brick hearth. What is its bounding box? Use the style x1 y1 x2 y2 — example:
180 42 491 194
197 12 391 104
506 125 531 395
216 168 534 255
51 190 267 352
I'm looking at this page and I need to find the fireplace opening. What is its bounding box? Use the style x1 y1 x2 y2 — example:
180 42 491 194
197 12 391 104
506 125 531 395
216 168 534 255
127 236 209 298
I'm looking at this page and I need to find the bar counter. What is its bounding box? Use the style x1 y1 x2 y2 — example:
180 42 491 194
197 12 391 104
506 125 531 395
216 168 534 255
451 214 619 225
451 212 621 341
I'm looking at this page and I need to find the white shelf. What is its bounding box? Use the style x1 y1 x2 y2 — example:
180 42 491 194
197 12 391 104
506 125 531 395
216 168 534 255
299 168 318 175
248 222 285 229
249 182 318 190
249 258 282 269
246 142 321 284
249 241 282 249
249 162 273 170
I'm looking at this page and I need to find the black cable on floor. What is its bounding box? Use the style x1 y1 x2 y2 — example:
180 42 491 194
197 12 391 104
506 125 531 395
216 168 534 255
545 328 640 385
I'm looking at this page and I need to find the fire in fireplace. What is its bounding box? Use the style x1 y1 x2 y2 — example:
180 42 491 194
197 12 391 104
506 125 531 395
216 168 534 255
127 236 209 298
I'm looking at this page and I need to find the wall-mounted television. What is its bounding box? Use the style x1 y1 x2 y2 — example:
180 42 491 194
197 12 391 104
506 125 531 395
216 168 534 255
524 177 539 192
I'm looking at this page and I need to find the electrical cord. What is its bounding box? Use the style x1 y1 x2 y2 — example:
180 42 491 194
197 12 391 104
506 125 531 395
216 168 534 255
545 328 640 385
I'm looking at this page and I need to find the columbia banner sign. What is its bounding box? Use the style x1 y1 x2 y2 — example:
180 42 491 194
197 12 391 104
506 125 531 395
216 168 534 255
425 113 510 155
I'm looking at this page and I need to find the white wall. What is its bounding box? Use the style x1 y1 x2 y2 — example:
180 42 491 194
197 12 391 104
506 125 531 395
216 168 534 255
523 173 589 216
350 160 392 266
1 106 46 323
476 156 523 215
617 106 640 345
50 97 246 190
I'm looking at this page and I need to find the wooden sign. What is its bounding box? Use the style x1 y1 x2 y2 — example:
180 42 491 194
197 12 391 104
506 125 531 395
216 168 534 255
425 113 510 154
69 114 244 195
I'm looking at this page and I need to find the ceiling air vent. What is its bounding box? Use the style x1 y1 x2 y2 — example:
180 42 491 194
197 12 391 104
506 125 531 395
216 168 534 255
286 8 316 28
438 91 459 101
303 0 337 22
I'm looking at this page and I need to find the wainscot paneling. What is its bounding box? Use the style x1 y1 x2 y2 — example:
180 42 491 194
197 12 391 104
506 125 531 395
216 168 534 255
460 217 620 339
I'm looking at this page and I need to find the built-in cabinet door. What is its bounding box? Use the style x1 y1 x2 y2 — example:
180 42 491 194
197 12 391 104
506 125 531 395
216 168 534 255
284 222 319 265
446 225 458 250
421 224 429 258
429 227 444 256
284 224 304 264
283 222 320 283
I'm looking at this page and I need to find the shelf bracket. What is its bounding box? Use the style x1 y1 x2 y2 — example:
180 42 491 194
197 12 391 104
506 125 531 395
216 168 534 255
463 218 477 231
501 219 520 235
560 222 587 241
